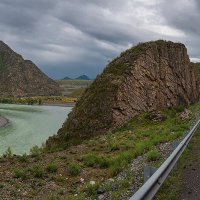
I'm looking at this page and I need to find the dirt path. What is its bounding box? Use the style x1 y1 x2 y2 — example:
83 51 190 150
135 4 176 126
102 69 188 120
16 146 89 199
179 131 200 200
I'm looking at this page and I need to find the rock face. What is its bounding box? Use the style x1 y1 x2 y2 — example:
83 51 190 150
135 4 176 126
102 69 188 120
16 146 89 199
56 40 199 141
0 41 61 97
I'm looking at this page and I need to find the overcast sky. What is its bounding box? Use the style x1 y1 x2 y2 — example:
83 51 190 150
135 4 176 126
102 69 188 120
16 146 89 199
0 0 199 79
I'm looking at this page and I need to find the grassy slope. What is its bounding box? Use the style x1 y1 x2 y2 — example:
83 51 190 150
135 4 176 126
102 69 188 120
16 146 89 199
155 102 200 200
155 131 200 200
1 102 200 199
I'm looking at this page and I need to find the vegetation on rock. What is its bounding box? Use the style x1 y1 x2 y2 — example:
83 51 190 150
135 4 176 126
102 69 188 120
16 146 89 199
48 40 199 148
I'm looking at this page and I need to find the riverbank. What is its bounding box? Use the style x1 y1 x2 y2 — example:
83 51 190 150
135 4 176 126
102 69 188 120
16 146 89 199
42 102 75 107
0 116 9 128
0 96 77 106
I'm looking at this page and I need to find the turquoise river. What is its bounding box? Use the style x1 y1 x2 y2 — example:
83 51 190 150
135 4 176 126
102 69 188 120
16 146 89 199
0 104 72 155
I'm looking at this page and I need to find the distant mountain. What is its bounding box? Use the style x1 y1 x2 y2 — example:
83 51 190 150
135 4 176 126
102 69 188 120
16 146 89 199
63 76 71 80
0 41 61 97
75 75 90 80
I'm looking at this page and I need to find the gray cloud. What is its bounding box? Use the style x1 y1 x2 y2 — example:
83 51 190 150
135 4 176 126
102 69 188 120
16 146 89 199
158 0 200 58
0 0 199 79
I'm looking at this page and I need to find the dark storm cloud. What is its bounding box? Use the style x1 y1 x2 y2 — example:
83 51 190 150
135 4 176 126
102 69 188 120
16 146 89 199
0 0 199 79
159 0 200 35
158 0 200 59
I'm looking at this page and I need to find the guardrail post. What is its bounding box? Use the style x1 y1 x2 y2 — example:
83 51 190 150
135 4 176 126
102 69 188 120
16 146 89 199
144 166 157 183
172 141 179 150
172 141 179 170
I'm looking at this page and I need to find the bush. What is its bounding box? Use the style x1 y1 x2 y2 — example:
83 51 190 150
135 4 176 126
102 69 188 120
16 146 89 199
68 163 81 176
110 151 133 176
83 182 99 197
3 147 12 158
109 143 120 151
30 165 45 178
19 153 28 162
13 169 27 180
98 156 110 168
30 145 42 157
83 154 98 167
47 162 58 173
82 154 110 168
147 150 161 161
107 135 120 151
134 141 152 157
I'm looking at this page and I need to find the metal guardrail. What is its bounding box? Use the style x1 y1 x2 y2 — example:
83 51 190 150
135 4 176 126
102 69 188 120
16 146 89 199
130 119 200 200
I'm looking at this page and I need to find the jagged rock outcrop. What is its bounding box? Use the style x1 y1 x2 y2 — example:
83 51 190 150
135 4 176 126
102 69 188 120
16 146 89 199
0 41 61 96
54 40 199 142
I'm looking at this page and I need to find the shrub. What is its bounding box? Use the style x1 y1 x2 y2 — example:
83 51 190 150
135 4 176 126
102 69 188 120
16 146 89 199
47 162 58 173
109 143 120 151
30 165 45 178
30 145 42 157
109 151 134 176
68 163 81 176
13 169 27 180
3 147 12 158
147 150 161 161
19 153 28 162
98 156 110 168
44 194 63 200
83 154 98 167
83 182 99 197
134 141 152 156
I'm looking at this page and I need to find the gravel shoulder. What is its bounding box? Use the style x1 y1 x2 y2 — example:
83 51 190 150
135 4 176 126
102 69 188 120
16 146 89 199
120 138 183 200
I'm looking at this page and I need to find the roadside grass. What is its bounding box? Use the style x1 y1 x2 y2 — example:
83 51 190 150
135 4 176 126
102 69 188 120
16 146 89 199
3 102 200 199
155 127 200 200
82 153 110 168
68 163 82 176
147 149 161 161
47 162 58 173
104 108 191 176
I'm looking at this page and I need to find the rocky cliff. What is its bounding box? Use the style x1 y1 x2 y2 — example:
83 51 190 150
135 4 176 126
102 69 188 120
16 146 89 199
54 40 199 143
0 41 61 97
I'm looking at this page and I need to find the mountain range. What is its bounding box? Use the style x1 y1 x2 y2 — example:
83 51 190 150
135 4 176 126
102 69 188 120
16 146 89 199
0 41 61 97
62 75 91 80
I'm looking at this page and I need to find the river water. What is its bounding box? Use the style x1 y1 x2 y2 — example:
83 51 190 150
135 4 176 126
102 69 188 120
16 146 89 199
0 104 72 155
